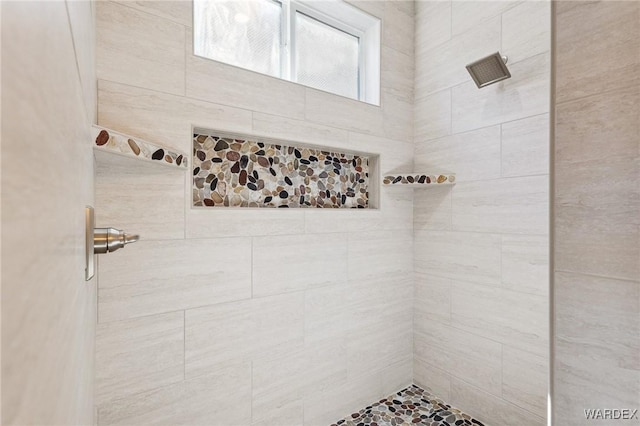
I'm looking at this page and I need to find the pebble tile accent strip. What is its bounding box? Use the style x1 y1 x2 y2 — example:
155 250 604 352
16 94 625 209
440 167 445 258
92 126 188 169
383 174 455 186
192 133 369 208
331 385 485 426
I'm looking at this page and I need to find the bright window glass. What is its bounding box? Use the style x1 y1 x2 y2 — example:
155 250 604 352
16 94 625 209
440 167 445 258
193 0 282 77
295 12 360 100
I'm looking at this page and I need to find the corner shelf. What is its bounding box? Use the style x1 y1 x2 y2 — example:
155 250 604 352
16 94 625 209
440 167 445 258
91 125 188 171
382 173 455 188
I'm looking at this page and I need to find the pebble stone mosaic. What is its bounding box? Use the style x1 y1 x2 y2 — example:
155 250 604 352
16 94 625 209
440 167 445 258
383 174 455 186
192 133 369 208
331 385 485 426
92 126 188 169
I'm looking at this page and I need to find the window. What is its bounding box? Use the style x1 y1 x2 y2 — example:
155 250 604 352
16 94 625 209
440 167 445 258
193 0 381 105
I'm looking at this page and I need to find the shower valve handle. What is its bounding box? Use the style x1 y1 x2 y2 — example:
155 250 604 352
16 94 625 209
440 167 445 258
93 227 139 254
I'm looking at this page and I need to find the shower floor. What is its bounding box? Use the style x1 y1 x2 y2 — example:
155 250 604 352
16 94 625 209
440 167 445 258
330 385 485 426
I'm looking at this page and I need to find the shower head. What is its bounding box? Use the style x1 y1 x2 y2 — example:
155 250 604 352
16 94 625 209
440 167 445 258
466 52 511 88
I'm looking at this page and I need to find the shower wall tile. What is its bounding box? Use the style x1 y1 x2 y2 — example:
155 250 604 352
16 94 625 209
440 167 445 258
501 114 550 178
186 208 305 238
415 1 452 53
414 187 452 231
95 151 185 241
415 18 500 98
95 0 415 422
413 358 452 401
98 238 252 322
98 80 253 153
555 1 640 104
113 0 192 27
185 292 305 379
502 346 548 417
414 125 501 182
502 1 551 65
414 273 451 325
452 175 549 235
451 53 550 134
96 1 185 95
555 87 640 281
501 234 549 297
303 372 384 426
414 326 502 396
252 112 350 148
252 339 348 424
450 377 546 426
347 230 413 281
382 1 414 55
252 234 348 297
451 1 520 36
414 89 452 141
415 230 502 286
98 361 251 426
450 281 548 357
304 88 385 137
347 324 413 380
95 312 184 406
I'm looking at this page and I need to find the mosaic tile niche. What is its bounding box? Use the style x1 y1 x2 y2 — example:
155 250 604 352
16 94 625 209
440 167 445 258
192 132 371 208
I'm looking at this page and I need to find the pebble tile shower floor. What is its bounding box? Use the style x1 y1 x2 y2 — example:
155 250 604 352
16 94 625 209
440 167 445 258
331 385 485 426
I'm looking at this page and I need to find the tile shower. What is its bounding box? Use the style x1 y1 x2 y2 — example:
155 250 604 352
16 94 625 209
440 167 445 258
93 2 550 426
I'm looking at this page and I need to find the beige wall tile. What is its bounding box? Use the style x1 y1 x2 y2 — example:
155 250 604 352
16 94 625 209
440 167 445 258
451 1 520 36
98 238 252 322
415 18 501 98
415 230 502 286
450 377 546 426
502 1 550 65
501 114 550 178
186 29 306 120
502 234 549 297
252 112 350 148
415 273 451 325
252 234 348 297
502 346 548 417
380 357 413 395
67 0 97 123
94 152 185 241
252 339 347 424
413 358 452 401
186 208 305 238
555 1 640 104
95 312 184 406
348 230 413 281
185 293 304 378
414 89 452 141
555 87 640 281
96 1 185 95
452 53 550 134
414 326 502 395
414 186 452 231
381 46 414 104
303 373 384 426
98 80 252 153
452 175 549 235
347 323 412 380
2 2 95 423
305 284 351 344
382 88 414 142
383 1 414 55
304 87 385 136
451 281 548 357
415 1 452 53
414 125 501 182
98 362 251 426
114 0 192 27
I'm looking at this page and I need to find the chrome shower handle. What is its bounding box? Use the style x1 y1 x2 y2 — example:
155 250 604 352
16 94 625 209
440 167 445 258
94 227 140 254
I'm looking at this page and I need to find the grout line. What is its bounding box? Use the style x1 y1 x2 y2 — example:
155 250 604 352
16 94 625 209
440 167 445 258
183 310 186 379
250 237 254 298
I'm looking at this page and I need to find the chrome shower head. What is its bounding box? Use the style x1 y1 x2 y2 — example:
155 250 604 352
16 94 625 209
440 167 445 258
466 52 511 88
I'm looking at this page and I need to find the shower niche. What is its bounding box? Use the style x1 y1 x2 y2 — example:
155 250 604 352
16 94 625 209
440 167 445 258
192 129 380 209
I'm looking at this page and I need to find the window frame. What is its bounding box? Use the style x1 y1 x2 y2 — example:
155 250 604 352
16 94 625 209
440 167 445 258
194 0 381 105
